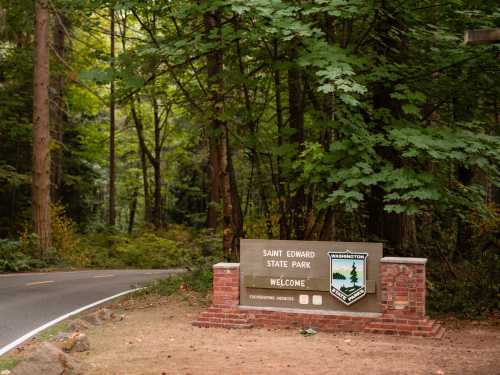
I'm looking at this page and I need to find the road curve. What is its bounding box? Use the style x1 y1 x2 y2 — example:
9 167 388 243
0 269 183 353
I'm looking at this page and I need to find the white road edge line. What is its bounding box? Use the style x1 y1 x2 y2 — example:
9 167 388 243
0 287 144 357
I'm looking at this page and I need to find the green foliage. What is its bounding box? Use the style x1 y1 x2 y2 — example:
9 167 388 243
141 264 214 298
74 226 221 270
0 163 30 191
0 224 216 272
113 233 193 269
51 204 83 266
140 252 221 299
137 230 224 298
428 250 500 318
0 238 37 272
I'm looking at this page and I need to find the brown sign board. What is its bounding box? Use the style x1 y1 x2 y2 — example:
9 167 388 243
240 239 383 313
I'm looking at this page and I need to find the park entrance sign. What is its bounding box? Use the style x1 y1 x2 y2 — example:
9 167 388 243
239 240 382 313
194 239 444 338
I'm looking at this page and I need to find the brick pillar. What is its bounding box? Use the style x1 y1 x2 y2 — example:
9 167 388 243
212 263 240 308
380 257 427 318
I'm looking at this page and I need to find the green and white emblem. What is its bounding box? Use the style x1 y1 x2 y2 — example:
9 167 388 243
328 251 368 305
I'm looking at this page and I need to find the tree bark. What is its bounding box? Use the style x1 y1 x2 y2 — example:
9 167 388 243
108 6 117 227
32 0 52 253
152 94 163 228
119 14 153 226
205 11 222 231
204 9 236 258
288 46 306 240
128 188 138 234
227 137 243 249
319 208 337 241
207 133 220 229
220 124 234 257
139 140 152 223
131 101 157 226
50 12 69 202
272 51 289 239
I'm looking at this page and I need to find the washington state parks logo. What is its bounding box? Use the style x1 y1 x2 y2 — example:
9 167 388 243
328 251 368 305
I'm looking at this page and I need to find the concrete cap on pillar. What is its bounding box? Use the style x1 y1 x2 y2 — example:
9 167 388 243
213 262 240 269
380 257 427 264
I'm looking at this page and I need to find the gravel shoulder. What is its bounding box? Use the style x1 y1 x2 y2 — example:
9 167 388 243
72 295 500 375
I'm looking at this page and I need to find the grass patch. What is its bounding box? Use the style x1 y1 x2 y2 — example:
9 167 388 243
35 321 70 342
0 356 19 371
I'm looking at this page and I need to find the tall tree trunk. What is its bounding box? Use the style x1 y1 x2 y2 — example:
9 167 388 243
493 98 500 206
33 0 52 253
205 11 221 230
204 9 235 258
273 58 289 239
207 133 220 229
288 46 306 240
139 140 152 223
131 102 153 224
220 123 234 257
227 137 243 248
128 188 138 234
108 6 117 227
119 15 153 225
152 159 162 228
50 12 68 202
152 95 162 228
320 208 336 241
257 156 274 239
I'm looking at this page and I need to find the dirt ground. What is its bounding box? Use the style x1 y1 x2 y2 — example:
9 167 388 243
72 296 500 375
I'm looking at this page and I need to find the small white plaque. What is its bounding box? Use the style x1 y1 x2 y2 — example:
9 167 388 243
299 295 309 305
312 295 323 305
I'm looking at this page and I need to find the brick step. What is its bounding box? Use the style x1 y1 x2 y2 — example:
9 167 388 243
196 316 251 324
364 318 444 338
193 305 252 329
364 328 399 335
379 317 434 325
432 326 446 339
192 321 253 329
427 321 445 339
365 323 433 332
199 311 250 319
208 306 241 313
197 314 251 323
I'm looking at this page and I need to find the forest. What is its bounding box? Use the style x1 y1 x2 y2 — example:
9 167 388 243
0 0 499 316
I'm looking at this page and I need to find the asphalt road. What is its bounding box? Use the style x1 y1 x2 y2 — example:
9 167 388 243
0 269 183 351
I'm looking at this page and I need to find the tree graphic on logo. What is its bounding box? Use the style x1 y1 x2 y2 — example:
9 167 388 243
350 261 358 287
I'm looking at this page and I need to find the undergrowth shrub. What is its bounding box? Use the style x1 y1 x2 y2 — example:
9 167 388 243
51 204 85 266
427 208 500 317
140 255 220 299
139 229 224 298
76 226 220 270
113 232 195 268
427 249 500 317
0 238 38 272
